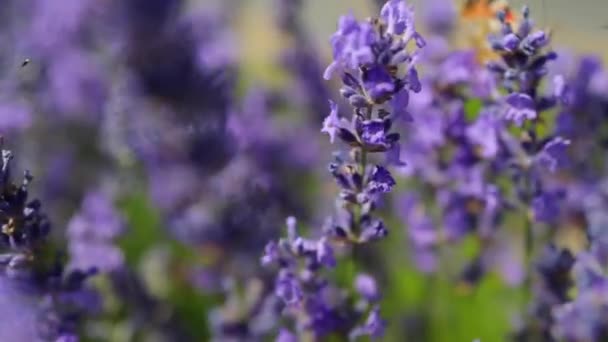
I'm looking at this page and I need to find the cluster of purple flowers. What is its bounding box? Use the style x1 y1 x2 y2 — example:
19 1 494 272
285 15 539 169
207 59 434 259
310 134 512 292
259 0 425 339
1 0 608 340
0 139 100 341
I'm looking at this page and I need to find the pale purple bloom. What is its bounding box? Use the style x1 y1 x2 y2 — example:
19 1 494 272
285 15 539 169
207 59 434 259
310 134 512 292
421 0 456 35
412 108 446 148
276 271 303 306
350 306 386 340
67 191 125 272
380 0 423 47
572 252 605 290
359 218 388 243
385 143 407 167
321 100 342 143
412 248 438 273
261 241 281 266
466 109 500 159
47 50 108 120
390 89 411 121
324 13 376 79
0 277 39 341
355 273 380 302
521 31 549 55
275 329 297 342
28 0 93 53
552 74 568 104
535 137 571 173
589 69 608 98
504 93 537 126
0 101 32 131
532 190 564 223
316 238 336 268
501 33 520 52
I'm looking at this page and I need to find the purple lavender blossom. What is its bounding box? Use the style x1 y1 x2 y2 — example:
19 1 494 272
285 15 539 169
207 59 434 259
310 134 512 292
367 165 396 194
321 100 343 144
276 328 297 342
266 1 425 339
66 191 125 273
0 140 98 340
531 190 564 224
350 306 386 340
504 93 537 126
487 6 557 97
355 273 380 302
467 109 501 159
534 137 571 173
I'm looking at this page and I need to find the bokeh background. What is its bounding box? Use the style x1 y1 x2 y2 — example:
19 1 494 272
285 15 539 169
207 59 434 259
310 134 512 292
0 0 606 341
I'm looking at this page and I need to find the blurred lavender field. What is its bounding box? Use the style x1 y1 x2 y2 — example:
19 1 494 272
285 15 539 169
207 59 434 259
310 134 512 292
0 0 607 341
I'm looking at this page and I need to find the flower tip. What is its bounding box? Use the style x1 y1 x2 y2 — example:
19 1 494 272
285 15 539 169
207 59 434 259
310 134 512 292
323 62 338 80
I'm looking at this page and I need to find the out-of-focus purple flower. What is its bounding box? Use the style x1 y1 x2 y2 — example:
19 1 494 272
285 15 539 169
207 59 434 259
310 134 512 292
275 271 303 306
316 237 336 268
0 276 39 341
410 107 446 149
512 244 575 340
355 273 380 302
531 190 564 223
467 109 501 159
421 0 456 36
261 241 281 266
46 50 108 120
275 328 297 342
0 141 98 340
536 244 575 302
0 101 32 132
504 93 537 126
0 149 50 253
381 0 422 45
28 0 93 53
350 306 386 340
403 197 436 248
571 252 605 290
321 100 343 144
399 194 438 273
390 89 411 121
534 137 571 173
66 191 125 273
359 216 389 243
551 250 608 341
589 69 608 98
488 6 556 95
552 75 569 104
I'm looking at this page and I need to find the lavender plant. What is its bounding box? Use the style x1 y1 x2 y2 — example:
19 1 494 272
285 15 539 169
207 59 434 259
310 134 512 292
2 0 608 340
0 139 99 340
261 0 424 339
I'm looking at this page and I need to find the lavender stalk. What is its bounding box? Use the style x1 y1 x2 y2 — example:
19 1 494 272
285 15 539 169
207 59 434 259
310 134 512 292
262 0 425 339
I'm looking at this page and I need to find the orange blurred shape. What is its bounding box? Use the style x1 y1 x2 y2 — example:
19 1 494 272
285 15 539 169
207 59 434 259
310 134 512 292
461 0 515 23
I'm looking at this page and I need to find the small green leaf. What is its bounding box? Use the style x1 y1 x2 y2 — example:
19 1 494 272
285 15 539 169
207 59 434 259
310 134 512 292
465 99 483 122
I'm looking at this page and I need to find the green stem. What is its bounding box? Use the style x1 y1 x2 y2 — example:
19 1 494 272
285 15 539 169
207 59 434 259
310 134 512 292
524 212 534 297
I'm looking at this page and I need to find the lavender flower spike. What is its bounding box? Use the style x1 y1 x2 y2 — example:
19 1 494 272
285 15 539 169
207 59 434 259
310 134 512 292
263 1 424 339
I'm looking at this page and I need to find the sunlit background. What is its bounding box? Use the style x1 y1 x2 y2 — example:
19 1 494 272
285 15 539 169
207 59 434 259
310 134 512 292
0 0 606 341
